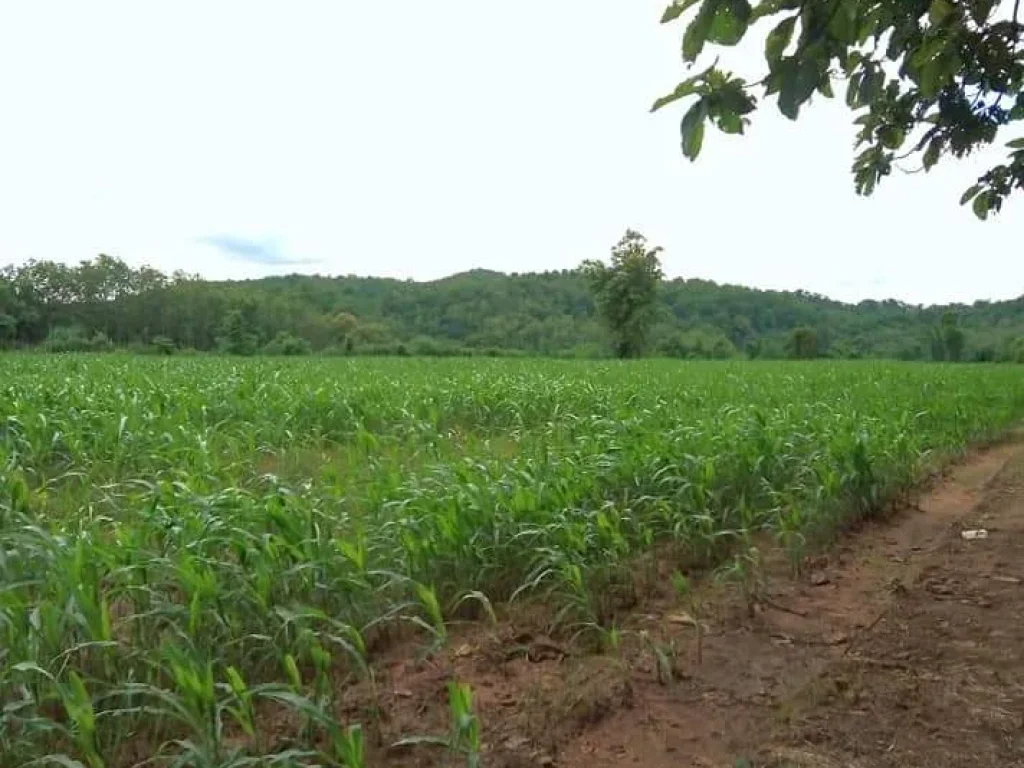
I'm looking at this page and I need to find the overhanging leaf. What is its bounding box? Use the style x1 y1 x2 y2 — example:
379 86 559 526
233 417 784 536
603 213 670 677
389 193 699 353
878 125 906 150
651 70 707 112
960 183 982 205
928 0 955 25
652 88 695 113
919 54 952 99
765 16 797 63
968 0 997 24
845 72 862 108
661 0 703 23
750 0 801 22
972 191 991 219
778 57 819 119
683 0 720 61
681 100 708 159
709 0 752 45
857 69 883 106
716 110 745 133
714 79 757 116
827 1 859 43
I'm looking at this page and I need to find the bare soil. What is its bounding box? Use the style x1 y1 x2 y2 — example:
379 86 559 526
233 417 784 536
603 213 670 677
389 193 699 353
368 441 1024 767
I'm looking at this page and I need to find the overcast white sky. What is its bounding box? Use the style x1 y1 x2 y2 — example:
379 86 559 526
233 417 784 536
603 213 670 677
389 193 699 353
1 1 1021 305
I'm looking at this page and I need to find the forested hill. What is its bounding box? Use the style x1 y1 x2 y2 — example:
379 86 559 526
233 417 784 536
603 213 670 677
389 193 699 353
2 256 1023 361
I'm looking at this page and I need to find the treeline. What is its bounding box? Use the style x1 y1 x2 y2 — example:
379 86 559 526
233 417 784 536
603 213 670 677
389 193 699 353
2 255 1024 361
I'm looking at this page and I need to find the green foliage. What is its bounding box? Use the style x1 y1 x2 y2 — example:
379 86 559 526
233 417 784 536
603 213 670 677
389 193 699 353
787 326 819 359
930 311 967 361
658 327 738 358
149 335 176 355
653 63 757 157
263 331 312 356
941 311 965 362
43 326 114 353
217 309 259 356
0 313 15 346
1004 336 1024 363
655 0 1024 216
582 231 665 358
5 256 1024 362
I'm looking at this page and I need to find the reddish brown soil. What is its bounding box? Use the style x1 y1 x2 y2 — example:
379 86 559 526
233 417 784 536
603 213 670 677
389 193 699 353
367 441 1024 767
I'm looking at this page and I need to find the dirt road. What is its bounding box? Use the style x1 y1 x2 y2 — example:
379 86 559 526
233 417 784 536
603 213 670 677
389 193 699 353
381 442 1024 767
556 442 1024 767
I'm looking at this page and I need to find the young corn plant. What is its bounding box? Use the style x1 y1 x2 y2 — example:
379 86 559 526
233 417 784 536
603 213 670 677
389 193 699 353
393 681 482 767
222 666 256 746
718 544 765 620
770 486 809 577
512 553 600 637
55 671 105 768
447 682 483 768
332 723 367 768
411 582 447 653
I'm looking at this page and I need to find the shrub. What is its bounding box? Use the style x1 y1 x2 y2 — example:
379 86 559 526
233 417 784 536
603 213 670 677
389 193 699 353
44 326 114 353
658 329 738 360
150 335 176 355
262 332 311 356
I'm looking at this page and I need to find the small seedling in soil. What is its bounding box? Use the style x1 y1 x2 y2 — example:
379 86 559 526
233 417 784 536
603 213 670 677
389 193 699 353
671 570 704 665
393 681 482 767
640 630 681 685
717 542 765 619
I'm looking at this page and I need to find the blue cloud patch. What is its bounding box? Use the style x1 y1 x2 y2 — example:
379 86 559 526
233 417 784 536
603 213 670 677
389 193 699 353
197 235 310 266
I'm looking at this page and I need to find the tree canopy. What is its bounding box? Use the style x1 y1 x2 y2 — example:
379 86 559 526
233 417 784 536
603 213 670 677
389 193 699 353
582 231 665 358
4 255 1024 361
654 0 1024 218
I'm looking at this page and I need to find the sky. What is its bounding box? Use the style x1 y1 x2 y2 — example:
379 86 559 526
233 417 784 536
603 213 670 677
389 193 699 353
0 1 1021 306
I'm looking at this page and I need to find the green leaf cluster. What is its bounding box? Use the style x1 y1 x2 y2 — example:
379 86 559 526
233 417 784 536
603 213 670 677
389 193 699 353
654 64 757 159
655 0 1024 216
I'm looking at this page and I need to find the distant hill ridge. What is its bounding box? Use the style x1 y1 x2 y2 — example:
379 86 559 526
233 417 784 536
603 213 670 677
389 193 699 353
2 258 1023 360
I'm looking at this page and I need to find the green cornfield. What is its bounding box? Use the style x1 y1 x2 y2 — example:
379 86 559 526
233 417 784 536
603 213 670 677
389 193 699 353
2 355 1023 766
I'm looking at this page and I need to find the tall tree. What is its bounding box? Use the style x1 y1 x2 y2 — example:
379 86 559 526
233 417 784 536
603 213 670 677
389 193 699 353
217 308 258 356
582 230 665 358
941 310 966 361
654 0 1024 218
929 311 966 360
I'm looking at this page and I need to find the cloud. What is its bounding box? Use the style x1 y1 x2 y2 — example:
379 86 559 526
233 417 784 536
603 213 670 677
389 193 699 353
195 235 311 266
